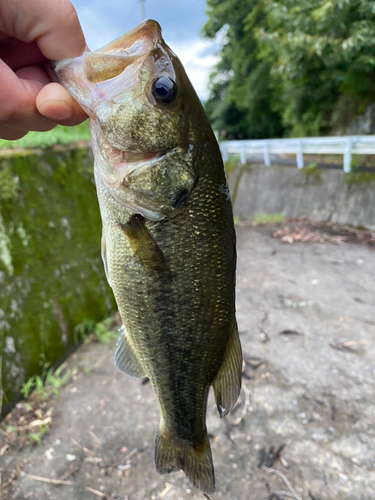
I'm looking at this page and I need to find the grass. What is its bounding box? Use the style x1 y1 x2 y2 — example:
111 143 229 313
20 362 75 400
0 121 91 150
1 316 118 452
252 212 285 225
73 317 118 345
2 362 76 450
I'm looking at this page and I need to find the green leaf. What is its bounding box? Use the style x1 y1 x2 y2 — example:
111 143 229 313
29 433 42 445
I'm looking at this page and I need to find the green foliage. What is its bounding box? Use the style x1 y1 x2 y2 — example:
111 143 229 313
350 158 360 170
73 317 118 344
252 212 285 225
0 161 19 201
203 0 375 137
29 433 42 445
0 121 90 150
94 318 118 343
344 171 375 184
302 163 321 183
203 0 284 139
20 377 36 399
73 319 97 344
20 362 75 400
224 159 239 177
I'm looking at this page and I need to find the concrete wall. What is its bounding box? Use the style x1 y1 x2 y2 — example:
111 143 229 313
0 146 115 413
227 163 375 230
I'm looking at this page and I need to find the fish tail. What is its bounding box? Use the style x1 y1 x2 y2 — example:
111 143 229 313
154 423 215 494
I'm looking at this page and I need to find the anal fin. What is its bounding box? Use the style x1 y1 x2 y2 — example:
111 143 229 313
114 330 146 378
212 321 242 418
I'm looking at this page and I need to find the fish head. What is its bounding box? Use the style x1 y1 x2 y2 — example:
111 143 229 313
54 20 205 220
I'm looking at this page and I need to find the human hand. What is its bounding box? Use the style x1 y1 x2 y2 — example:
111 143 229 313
0 0 88 140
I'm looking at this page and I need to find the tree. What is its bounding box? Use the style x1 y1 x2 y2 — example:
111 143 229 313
257 0 375 136
202 0 285 139
204 0 375 138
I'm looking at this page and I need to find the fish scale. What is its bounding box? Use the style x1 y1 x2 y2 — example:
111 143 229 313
55 19 242 494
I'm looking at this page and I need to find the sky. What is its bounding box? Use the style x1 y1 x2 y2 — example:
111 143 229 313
70 0 221 100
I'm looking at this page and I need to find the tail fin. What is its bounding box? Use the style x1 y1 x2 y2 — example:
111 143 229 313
154 424 215 494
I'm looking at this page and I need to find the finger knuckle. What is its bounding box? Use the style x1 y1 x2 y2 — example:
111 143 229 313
60 0 80 26
0 99 22 123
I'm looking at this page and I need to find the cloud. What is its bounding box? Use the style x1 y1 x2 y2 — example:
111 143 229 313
172 39 220 100
71 0 220 99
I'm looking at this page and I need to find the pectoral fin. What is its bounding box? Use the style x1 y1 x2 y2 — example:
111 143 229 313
120 215 168 276
212 321 242 418
114 330 146 378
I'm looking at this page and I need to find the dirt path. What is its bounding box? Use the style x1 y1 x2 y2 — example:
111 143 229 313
1 224 375 500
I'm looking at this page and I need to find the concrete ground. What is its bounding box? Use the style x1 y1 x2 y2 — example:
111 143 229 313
1 224 375 500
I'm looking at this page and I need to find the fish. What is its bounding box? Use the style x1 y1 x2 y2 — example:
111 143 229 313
54 19 242 494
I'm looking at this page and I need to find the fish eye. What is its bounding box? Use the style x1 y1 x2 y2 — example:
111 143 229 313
151 77 177 104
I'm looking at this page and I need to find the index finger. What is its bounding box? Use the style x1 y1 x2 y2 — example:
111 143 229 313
0 0 86 60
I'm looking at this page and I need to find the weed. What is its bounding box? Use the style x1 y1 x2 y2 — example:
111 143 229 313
302 162 321 183
73 319 96 344
4 363 72 451
350 158 360 171
94 318 118 343
224 159 239 178
20 377 36 399
74 317 117 344
29 433 42 445
344 172 375 184
20 362 75 401
28 424 49 446
21 402 33 412
252 212 285 225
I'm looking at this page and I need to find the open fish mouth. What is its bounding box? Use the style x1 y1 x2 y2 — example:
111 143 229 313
52 20 164 106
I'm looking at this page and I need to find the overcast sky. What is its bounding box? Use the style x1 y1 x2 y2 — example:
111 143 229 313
70 0 221 100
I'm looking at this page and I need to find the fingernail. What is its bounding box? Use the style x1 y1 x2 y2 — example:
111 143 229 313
38 99 72 121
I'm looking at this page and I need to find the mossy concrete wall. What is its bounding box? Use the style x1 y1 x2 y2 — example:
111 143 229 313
227 163 375 229
0 146 115 413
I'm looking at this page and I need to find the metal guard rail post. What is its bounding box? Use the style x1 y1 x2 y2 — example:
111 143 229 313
219 135 375 172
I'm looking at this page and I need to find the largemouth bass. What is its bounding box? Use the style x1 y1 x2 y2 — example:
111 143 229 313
54 19 242 493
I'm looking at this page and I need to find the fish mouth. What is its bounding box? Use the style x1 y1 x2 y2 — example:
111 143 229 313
83 20 163 84
53 19 168 123
54 20 163 85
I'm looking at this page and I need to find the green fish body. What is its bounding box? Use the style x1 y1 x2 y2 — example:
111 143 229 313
55 20 242 493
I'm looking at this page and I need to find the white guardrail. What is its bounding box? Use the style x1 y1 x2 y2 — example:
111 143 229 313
219 135 375 173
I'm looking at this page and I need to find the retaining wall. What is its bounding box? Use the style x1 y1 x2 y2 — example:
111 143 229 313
0 146 115 413
227 163 375 230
